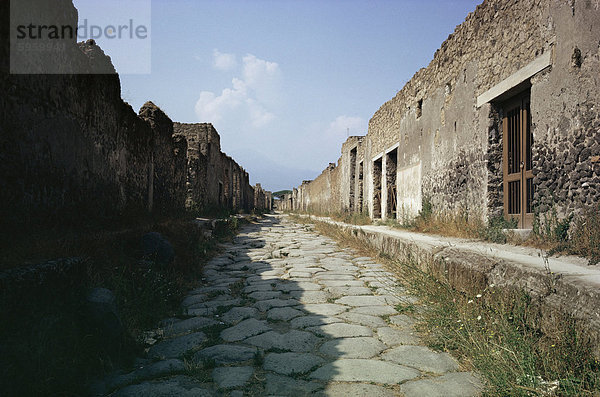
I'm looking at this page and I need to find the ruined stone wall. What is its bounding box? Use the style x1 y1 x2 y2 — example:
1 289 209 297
340 137 364 212
290 0 600 225
138 102 187 213
0 0 269 235
253 183 273 211
299 162 342 214
173 123 255 212
0 0 188 230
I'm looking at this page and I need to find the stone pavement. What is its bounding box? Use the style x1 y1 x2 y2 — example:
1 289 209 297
93 214 482 396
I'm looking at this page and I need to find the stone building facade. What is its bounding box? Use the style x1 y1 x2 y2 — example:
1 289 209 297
286 0 600 229
253 183 273 211
173 123 259 212
0 0 270 233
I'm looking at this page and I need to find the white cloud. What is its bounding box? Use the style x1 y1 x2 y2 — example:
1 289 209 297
326 115 367 137
195 52 282 129
212 49 237 71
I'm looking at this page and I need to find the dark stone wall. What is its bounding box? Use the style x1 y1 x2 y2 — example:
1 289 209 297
173 123 258 212
0 0 188 231
138 101 188 214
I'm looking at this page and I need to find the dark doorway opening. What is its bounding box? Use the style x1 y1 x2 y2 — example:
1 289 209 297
358 161 364 213
386 148 398 219
349 147 357 211
502 89 533 228
373 157 382 219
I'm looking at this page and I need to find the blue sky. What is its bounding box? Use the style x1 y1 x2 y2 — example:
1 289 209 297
74 0 481 192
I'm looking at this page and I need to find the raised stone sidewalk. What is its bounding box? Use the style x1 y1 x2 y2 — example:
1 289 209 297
92 214 482 396
299 214 600 358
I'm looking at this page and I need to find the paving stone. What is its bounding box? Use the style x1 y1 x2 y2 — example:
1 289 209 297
289 271 314 278
254 298 301 312
96 359 186 394
376 326 420 346
190 286 229 295
319 280 365 287
263 352 325 375
288 290 330 303
400 372 482 396
220 318 271 342
318 383 397 397
389 314 416 328
310 359 420 384
248 291 282 300
319 337 386 358
336 312 388 328
187 298 241 310
277 281 322 291
256 269 286 277
335 295 391 307
290 315 343 329
162 317 218 337
349 305 397 316
147 332 206 359
113 375 213 397
302 303 348 316
185 307 215 316
220 307 259 325
243 284 273 293
213 278 243 287
267 307 304 321
366 281 391 289
307 323 372 338
265 373 323 396
245 330 320 352
315 274 356 281
181 294 206 307
326 286 373 297
381 345 460 373
212 366 254 389
195 345 258 365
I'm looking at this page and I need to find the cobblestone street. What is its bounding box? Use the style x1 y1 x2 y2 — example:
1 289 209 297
96 215 481 396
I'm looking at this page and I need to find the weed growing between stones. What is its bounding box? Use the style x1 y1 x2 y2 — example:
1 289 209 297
302 218 600 396
532 203 600 265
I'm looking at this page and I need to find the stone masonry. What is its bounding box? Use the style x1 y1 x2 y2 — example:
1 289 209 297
284 0 600 227
173 123 266 213
0 0 271 234
93 215 481 396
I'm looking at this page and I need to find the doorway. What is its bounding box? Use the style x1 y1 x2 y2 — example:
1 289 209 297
502 90 533 228
373 157 382 219
386 148 398 219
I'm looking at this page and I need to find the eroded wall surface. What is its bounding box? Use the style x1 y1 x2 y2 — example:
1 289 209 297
0 0 270 233
0 0 186 229
173 123 263 212
289 0 600 224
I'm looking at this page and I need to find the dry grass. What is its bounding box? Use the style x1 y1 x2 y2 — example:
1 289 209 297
300 217 600 396
529 203 600 265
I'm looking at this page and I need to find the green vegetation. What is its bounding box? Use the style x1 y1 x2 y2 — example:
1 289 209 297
302 218 600 396
272 189 293 198
532 203 600 265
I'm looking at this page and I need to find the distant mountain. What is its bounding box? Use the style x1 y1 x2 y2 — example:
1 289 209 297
273 190 292 198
